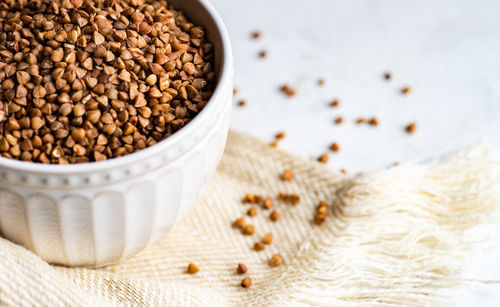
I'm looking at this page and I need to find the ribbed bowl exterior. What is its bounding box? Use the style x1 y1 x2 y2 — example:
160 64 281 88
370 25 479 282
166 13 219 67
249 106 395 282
0 80 231 266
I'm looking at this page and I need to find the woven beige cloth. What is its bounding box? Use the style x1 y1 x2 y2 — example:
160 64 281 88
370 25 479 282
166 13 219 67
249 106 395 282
1 131 499 306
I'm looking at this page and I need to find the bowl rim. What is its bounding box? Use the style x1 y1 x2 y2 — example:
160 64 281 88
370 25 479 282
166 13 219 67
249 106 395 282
0 0 232 174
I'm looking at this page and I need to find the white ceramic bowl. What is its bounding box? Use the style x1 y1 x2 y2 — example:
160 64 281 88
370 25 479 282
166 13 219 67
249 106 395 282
0 0 232 267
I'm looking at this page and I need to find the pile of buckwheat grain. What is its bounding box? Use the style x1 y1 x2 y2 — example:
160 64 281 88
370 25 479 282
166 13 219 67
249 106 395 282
0 0 215 164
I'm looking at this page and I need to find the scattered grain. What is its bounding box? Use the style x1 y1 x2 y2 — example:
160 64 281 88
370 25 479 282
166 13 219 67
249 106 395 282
314 201 329 225
243 194 256 204
368 117 379 126
330 99 340 107
254 242 265 251
318 154 329 164
281 169 294 181
405 122 417 134
275 132 285 140
262 233 273 245
330 143 340 152
269 254 283 267
237 263 248 274
233 217 246 229
247 206 257 217
289 193 300 205
187 263 199 274
242 224 255 235
241 277 252 288
263 198 273 209
278 192 300 205
270 210 280 222
280 84 296 97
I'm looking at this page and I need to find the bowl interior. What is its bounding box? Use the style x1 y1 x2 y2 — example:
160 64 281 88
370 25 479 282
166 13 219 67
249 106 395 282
0 0 232 174
170 0 226 86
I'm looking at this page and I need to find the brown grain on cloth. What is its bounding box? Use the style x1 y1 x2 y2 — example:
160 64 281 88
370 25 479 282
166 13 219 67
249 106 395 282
1 131 499 306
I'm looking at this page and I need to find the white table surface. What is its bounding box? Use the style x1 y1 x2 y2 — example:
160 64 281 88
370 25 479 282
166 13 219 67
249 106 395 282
209 0 500 305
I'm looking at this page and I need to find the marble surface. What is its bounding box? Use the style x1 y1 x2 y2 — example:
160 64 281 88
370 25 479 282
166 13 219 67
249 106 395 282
209 0 500 305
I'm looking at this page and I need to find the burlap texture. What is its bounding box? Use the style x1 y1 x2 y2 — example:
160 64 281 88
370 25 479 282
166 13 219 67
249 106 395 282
1 131 499 306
